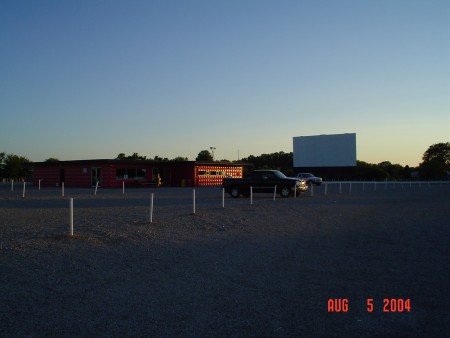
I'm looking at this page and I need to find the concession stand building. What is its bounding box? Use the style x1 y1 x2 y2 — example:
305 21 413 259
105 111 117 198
32 159 249 188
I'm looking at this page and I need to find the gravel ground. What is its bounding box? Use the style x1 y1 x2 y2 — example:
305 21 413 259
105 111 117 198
1 184 449 337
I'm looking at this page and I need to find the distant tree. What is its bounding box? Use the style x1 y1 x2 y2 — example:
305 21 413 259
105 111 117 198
419 160 447 180
171 156 189 161
355 161 388 180
377 161 404 179
241 151 293 175
116 153 147 160
3 154 31 180
129 152 147 160
0 152 6 178
45 157 60 162
422 142 449 167
419 142 449 179
196 150 213 162
401 165 412 180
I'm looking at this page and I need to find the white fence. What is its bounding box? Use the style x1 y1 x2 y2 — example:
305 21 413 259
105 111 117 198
317 180 449 196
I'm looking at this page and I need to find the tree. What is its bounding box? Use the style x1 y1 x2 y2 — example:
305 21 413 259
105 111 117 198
377 161 404 179
419 160 446 180
150 156 169 161
355 161 388 180
116 153 147 160
0 152 5 176
196 150 213 162
3 154 31 180
419 142 449 179
129 152 147 160
422 142 449 167
171 156 189 161
400 165 412 180
240 151 294 175
45 158 60 162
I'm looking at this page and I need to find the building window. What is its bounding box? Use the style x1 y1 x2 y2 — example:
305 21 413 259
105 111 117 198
116 168 147 180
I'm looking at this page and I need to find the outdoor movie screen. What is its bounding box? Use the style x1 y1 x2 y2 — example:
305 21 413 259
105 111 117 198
293 133 357 167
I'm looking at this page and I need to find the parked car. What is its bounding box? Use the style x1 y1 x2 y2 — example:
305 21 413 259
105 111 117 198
223 170 308 198
296 173 323 186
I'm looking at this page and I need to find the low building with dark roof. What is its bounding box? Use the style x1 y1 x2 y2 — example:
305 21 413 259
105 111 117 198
32 159 250 188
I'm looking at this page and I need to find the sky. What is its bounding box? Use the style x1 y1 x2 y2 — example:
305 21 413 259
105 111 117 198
1 0 449 166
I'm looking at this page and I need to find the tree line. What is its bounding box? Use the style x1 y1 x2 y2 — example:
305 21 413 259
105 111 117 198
1 142 448 182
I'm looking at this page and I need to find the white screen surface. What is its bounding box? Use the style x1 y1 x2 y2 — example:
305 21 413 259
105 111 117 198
293 134 357 167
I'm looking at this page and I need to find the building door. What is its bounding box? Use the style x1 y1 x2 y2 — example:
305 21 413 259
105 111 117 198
91 167 102 187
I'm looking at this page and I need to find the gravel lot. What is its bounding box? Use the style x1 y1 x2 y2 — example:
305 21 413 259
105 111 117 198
1 183 449 337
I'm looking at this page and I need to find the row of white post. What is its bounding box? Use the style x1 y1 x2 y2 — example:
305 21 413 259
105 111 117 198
64 185 309 235
13 183 447 236
67 189 202 235
17 180 119 198
12 179 447 203
65 187 259 236
24 178 437 208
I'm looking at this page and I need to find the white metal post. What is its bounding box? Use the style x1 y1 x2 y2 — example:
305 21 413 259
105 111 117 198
250 186 253 205
22 182 26 198
339 183 342 194
324 183 328 196
150 193 154 223
39 179 42 191
11 179 13 191
222 188 225 208
122 181 125 194
349 183 352 193
69 198 74 236
62 182 65 197
192 189 196 214
273 185 277 200
95 181 99 195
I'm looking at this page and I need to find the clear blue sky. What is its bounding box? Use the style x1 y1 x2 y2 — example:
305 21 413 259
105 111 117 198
1 0 449 166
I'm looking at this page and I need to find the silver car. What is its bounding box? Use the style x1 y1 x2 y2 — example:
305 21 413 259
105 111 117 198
296 173 323 186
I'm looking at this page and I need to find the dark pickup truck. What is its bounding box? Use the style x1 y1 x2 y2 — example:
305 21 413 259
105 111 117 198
222 169 308 198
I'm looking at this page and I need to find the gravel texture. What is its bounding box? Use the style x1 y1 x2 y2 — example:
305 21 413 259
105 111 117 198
1 183 449 337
